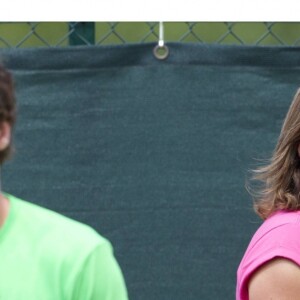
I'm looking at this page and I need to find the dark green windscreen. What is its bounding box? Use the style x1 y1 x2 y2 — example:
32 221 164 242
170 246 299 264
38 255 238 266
1 43 298 299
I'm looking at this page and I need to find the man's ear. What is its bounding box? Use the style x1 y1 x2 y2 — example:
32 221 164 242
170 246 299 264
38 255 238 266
0 122 11 151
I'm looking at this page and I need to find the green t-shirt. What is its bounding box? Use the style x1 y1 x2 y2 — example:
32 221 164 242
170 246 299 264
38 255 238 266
0 194 128 300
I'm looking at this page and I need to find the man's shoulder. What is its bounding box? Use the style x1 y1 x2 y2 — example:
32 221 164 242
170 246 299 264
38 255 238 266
7 193 109 254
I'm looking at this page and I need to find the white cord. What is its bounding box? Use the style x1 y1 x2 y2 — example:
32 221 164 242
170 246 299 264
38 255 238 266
158 22 164 47
153 21 169 60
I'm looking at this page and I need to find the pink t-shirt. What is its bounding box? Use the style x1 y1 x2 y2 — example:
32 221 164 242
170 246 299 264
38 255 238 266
236 210 300 300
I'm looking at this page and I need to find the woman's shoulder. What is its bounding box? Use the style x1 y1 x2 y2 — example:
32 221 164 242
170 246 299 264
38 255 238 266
241 210 300 271
248 258 300 300
249 210 300 248
237 210 300 300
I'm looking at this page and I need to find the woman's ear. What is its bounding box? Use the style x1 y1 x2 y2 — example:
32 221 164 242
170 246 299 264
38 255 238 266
0 122 11 151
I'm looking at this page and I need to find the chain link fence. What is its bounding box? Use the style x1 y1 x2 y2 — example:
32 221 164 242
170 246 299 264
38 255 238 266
1 22 300 47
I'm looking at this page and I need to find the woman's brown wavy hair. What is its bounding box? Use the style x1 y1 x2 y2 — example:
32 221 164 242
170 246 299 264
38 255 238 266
253 88 300 219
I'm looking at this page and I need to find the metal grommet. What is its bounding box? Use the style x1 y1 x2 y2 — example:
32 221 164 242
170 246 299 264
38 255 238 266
153 44 169 60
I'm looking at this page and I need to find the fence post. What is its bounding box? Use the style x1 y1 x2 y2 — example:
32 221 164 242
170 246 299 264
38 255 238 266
68 22 95 45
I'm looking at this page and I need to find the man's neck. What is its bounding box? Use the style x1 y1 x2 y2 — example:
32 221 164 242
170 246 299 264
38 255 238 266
0 194 9 228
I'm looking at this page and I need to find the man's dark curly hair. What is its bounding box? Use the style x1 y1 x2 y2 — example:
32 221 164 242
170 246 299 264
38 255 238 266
0 64 16 164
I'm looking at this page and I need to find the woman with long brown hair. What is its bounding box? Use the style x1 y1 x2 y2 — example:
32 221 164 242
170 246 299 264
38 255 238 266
237 89 300 300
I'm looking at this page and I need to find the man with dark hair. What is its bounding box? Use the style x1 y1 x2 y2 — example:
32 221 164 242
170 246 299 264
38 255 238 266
0 65 128 300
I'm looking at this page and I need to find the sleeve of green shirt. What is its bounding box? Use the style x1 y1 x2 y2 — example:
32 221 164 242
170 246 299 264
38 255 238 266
72 241 129 300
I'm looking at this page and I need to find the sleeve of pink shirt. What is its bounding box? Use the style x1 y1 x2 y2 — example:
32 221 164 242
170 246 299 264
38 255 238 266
237 218 300 300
